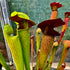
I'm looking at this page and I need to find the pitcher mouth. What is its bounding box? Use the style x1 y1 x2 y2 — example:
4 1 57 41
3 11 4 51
9 15 36 29
37 18 65 36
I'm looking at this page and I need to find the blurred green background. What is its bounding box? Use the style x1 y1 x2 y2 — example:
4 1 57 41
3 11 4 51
7 0 70 24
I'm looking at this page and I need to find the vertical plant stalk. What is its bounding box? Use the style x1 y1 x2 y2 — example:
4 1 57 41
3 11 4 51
18 29 30 70
37 18 65 70
36 28 41 53
36 50 40 70
36 25 41 70
36 3 62 69
0 51 11 70
45 42 58 70
39 35 54 70
51 11 57 19
57 40 70 70
4 24 24 70
9 12 36 70
58 12 70 44
44 2 62 69
31 35 34 70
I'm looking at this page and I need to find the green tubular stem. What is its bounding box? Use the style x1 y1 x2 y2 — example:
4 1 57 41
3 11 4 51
36 35 41 53
36 28 41 70
17 28 30 70
45 47 57 70
44 43 59 70
36 28 41 53
36 51 40 70
38 35 54 70
0 51 11 70
4 24 24 70
57 45 69 70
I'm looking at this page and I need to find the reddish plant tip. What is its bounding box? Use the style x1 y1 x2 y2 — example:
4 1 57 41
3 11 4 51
50 2 62 8
9 15 36 28
31 35 34 39
47 61 48 63
37 18 65 36
62 63 66 68
50 62 52 64
65 12 70 16
38 49 40 53
62 40 70 48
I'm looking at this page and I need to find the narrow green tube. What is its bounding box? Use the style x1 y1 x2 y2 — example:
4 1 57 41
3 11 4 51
45 47 57 70
36 28 41 53
0 51 11 70
17 28 30 70
45 42 58 70
57 45 69 70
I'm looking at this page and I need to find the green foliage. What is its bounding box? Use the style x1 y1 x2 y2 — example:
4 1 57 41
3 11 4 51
0 51 11 70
